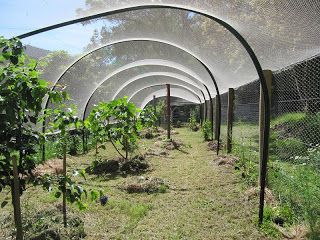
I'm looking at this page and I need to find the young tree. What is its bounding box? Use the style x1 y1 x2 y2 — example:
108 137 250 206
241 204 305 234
85 102 108 155
47 105 81 227
105 97 141 160
0 36 66 239
139 106 158 129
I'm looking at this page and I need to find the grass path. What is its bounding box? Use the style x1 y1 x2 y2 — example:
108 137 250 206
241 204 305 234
0 128 268 239
79 128 267 239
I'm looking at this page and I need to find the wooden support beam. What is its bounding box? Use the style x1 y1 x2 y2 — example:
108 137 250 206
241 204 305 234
226 88 234 153
153 95 156 117
258 70 273 224
214 96 220 140
209 98 214 140
166 84 171 140
12 156 23 240
199 103 203 125
204 100 208 122
259 70 273 172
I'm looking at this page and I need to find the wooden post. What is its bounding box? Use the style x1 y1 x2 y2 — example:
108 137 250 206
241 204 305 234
82 128 86 154
153 95 159 127
12 156 23 240
259 70 273 173
209 98 214 140
166 84 171 140
226 88 234 153
153 95 156 116
214 96 220 140
204 100 208 122
62 143 67 227
199 103 203 125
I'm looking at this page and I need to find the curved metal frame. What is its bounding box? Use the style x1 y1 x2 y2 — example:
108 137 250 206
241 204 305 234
82 59 213 99
83 72 208 121
16 4 270 224
139 86 202 110
41 39 220 154
133 84 203 109
112 72 207 101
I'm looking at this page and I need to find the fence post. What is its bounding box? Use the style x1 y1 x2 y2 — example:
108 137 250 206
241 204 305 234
209 97 214 140
204 100 208 122
153 95 156 117
214 95 220 140
82 128 86 154
12 156 23 240
258 70 273 224
166 84 171 140
259 70 273 170
227 88 234 153
199 103 203 125
62 143 67 227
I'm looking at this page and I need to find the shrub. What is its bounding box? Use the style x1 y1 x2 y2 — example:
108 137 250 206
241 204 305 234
202 121 212 141
189 109 199 131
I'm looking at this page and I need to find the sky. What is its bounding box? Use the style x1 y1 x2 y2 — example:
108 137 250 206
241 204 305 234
0 0 106 54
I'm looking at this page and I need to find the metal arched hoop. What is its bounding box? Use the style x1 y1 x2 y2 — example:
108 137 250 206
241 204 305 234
129 83 206 125
112 72 206 101
83 73 207 120
139 86 202 110
85 59 213 99
41 38 218 110
81 60 213 122
17 5 270 224
41 39 221 154
123 77 205 103
128 83 203 106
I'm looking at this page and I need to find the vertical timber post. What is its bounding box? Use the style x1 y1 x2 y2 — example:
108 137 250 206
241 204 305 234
82 128 86 154
214 95 220 141
42 122 46 162
12 156 23 240
62 143 67 227
153 95 157 126
209 98 214 140
199 103 203 125
166 84 171 140
258 70 273 224
226 88 234 153
204 100 208 122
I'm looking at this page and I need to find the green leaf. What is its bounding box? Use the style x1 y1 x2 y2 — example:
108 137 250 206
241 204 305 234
90 190 99 201
38 79 47 88
1 201 8 208
79 169 86 180
76 200 87 211
54 191 62 198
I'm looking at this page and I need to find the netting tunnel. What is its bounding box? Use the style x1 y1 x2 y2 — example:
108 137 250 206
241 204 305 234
3 1 320 230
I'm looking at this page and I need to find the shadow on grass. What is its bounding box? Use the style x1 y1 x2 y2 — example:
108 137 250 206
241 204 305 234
85 157 151 181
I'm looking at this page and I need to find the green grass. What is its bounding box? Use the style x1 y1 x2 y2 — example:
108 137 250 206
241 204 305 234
271 112 306 127
0 127 267 239
220 118 320 239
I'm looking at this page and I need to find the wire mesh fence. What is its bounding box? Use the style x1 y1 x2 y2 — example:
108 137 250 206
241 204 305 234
216 53 320 233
